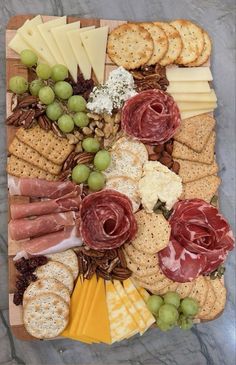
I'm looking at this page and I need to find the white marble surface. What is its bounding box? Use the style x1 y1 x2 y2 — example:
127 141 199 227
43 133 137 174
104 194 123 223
0 1 235 364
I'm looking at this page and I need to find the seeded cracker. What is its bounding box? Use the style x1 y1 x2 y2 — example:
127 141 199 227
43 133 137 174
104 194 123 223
188 31 212 67
188 275 208 307
174 158 218 183
133 275 175 294
124 251 158 277
124 243 158 267
155 22 183 65
183 175 221 202
175 281 194 298
158 282 179 295
140 22 168 65
107 23 154 69
197 277 216 320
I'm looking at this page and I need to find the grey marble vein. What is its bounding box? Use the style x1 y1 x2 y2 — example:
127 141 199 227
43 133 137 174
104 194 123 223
0 1 235 365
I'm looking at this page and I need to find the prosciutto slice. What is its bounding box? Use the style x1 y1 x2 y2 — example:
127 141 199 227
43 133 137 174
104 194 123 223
158 199 235 282
10 196 81 219
9 212 76 240
121 89 181 144
8 176 80 199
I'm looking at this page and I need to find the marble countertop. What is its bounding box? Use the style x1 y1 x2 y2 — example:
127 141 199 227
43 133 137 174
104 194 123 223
0 1 235 364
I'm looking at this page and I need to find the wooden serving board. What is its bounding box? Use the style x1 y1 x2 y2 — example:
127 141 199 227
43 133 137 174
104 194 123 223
6 14 127 341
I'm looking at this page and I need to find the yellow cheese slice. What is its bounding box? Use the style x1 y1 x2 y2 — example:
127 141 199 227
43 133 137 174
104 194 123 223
82 277 111 344
177 101 217 111
113 280 146 333
181 109 213 120
80 26 108 84
67 26 95 80
123 279 155 329
18 15 56 66
51 21 80 82
106 281 138 343
171 90 217 102
166 67 213 82
37 17 67 65
167 81 211 93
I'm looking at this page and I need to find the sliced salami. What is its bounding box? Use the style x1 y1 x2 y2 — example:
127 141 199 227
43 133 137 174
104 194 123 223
121 89 181 144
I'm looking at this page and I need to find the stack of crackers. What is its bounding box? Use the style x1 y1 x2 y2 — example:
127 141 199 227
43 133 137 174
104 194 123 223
172 113 221 202
7 125 74 181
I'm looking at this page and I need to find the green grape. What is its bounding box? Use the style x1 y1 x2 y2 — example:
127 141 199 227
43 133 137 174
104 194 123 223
9 76 28 94
158 303 179 325
88 171 105 191
36 64 52 80
58 114 74 133
72 164 90 184
46 102 63 121
94 150 111 171
29 79 44 96
180 298 199 317
73 112 89 127
68 95 86 112
178 314 193 330
163 292 180 309
20 49 38 67
54 81 73 100
82 137 100 153
51 64 68 81
147 295 164 315
38 86 55 105
156 318 174 332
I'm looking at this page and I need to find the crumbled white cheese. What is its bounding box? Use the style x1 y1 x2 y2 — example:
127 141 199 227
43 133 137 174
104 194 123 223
87 66 137 114
138 161 183 212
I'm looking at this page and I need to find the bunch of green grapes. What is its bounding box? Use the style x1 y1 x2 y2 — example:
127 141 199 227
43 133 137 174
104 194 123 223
147 292 199 331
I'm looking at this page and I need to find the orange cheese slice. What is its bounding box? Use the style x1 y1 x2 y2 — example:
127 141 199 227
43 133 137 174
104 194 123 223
82 277 111 344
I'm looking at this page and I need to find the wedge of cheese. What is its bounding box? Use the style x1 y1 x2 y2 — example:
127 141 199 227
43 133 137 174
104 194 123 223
167 81 211 93
37 16 67 65
166 67 213 82
17 15 56 66
171 90 217 102
67 26 95 80
51 21 80 82
80 26 108 84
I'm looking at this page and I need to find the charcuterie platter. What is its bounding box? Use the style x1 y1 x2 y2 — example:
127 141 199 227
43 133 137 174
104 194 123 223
6 15 234 341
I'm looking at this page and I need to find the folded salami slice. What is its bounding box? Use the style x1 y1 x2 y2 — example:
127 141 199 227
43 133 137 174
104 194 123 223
121 89 181 144
80 190 137 250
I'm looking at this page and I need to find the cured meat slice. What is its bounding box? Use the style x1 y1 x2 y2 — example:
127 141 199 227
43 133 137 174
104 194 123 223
158 199 234 282
14 227 83 260
121 89 181 144
80 190 137 250
9 212 76 241
10 196 81 220
8 176 80 199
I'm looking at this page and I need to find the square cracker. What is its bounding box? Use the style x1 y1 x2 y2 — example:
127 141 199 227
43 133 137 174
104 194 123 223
174 113 215 152
16 125 74 165
175 157 218 183
7 155 57 181
9 137 62 175
173 131 215 164
183 175 221 202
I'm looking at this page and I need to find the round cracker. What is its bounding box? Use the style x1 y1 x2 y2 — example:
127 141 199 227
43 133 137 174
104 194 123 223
187 31 212 67
140 22 168 65
202 278 226 320
188 275 208 307
35 261 74 294
132 211 171 254
104 149 142 181
124 251 158 277
134 275 174 293
112 137 148 166
175 281 194 298
23 278 71 306
155 22 183 65
46 249 79 280
132 266 167 285
23 293 69 339
124 243 158 267
107 23 154 69
197 277 216 320
170 19 204 65
158 282 179 295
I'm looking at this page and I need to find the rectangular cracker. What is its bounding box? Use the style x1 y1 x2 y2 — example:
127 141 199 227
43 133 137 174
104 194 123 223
173 131 215 164
183 175 221 202
174 157 218 183
9 137 62 175
174 113 215 152
16 125 74 165
7 155 58 181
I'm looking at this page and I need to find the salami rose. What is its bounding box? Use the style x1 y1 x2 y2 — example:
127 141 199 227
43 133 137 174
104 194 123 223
80 190 137 250
158 199 234 282
121 89 181 144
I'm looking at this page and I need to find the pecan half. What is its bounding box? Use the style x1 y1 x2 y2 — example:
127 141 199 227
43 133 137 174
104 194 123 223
38 115 51 131
117 248 127 269
21 109 36 129
6 109 23 125
51 122 65 138
17 95 38 108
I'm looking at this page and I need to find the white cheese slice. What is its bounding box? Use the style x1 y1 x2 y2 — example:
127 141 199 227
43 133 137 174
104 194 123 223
37 16 67 65
80 26 108 84
177 101 217 111
17 15 56 66
8 20 30 54
166 66 213 81
181 109 213 120
167 81 211 93
67 26 95 80
51 21 80 82
171 89 217 102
